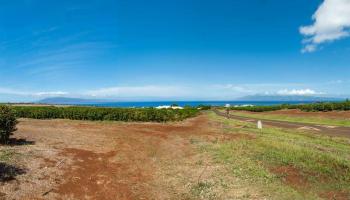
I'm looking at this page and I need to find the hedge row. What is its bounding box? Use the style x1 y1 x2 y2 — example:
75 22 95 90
11 106 199 122
229 100 350 112
0 105 18 143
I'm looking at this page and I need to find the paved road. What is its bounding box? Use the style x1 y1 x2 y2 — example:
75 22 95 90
213 109 350 138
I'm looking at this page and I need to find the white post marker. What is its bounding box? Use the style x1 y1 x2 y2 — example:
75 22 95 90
257 120 263 130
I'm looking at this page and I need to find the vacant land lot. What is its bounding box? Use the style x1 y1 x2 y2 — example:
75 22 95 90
1 112 349 199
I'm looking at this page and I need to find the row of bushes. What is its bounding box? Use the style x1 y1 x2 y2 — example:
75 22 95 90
229 100 350 112
11 106 199 122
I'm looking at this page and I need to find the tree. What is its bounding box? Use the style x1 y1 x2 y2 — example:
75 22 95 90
0 105 18 144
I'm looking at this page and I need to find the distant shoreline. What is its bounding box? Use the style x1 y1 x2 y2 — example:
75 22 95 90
2 100 342 108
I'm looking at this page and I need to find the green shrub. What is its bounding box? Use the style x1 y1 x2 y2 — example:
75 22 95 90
230 101 350 112
197 104 212 110
11 106 199 122
0 105 18 144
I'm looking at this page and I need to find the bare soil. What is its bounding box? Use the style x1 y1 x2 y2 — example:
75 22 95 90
270 166 309 190
320 191 350 200
1 115 253 200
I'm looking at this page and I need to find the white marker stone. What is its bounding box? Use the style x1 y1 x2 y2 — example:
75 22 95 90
257 120 263 130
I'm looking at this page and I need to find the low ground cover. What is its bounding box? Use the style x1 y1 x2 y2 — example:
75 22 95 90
198 112 350 199
229 110 350 127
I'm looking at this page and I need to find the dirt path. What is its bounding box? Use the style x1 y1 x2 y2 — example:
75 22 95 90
257 109 350 119
0 115 231 200
213 110 350 138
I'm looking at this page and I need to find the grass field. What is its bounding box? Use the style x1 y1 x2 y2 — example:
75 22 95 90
228 110 350 127
198 112 350 199
0 111 349 199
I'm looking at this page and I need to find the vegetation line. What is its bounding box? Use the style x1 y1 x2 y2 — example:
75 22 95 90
10 106 200 122
229 100 350 112
230 111 350 127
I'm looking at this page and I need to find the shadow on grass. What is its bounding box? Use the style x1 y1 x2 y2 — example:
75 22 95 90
0 163 26 182
7 138 35 146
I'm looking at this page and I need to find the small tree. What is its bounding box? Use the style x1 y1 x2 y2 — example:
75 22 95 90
0 105 18 144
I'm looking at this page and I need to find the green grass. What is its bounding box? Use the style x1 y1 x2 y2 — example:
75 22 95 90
229 100 350 112
198 111 350 199
229 110 350 127
190 181 217 200
0 149 16 162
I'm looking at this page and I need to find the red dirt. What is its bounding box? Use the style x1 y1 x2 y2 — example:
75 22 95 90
55 148 141 200
320 191 350 200
270 166 309 189
270 166 350 200
0 192 6 200
1 114 225 199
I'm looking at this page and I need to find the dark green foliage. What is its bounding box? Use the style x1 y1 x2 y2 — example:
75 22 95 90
0 106 18 143
197 104 212 110
230 101 350 112
12 106 199 122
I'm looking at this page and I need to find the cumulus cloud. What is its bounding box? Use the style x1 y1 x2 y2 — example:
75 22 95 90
300 0 350 52
277 89 323 96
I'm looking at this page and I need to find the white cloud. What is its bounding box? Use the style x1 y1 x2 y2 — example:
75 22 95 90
33 91 68 97
327 79 344 84
212 84 253 93
300 0 350 52
85 85 191 98
0 87 23 95
0 87 68 97
277 89 323 96
0 84 339 102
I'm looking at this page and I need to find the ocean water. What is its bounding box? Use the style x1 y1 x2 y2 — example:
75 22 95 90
78 101 317 108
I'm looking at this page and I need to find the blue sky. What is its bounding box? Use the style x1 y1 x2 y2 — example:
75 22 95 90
1 0 350 102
